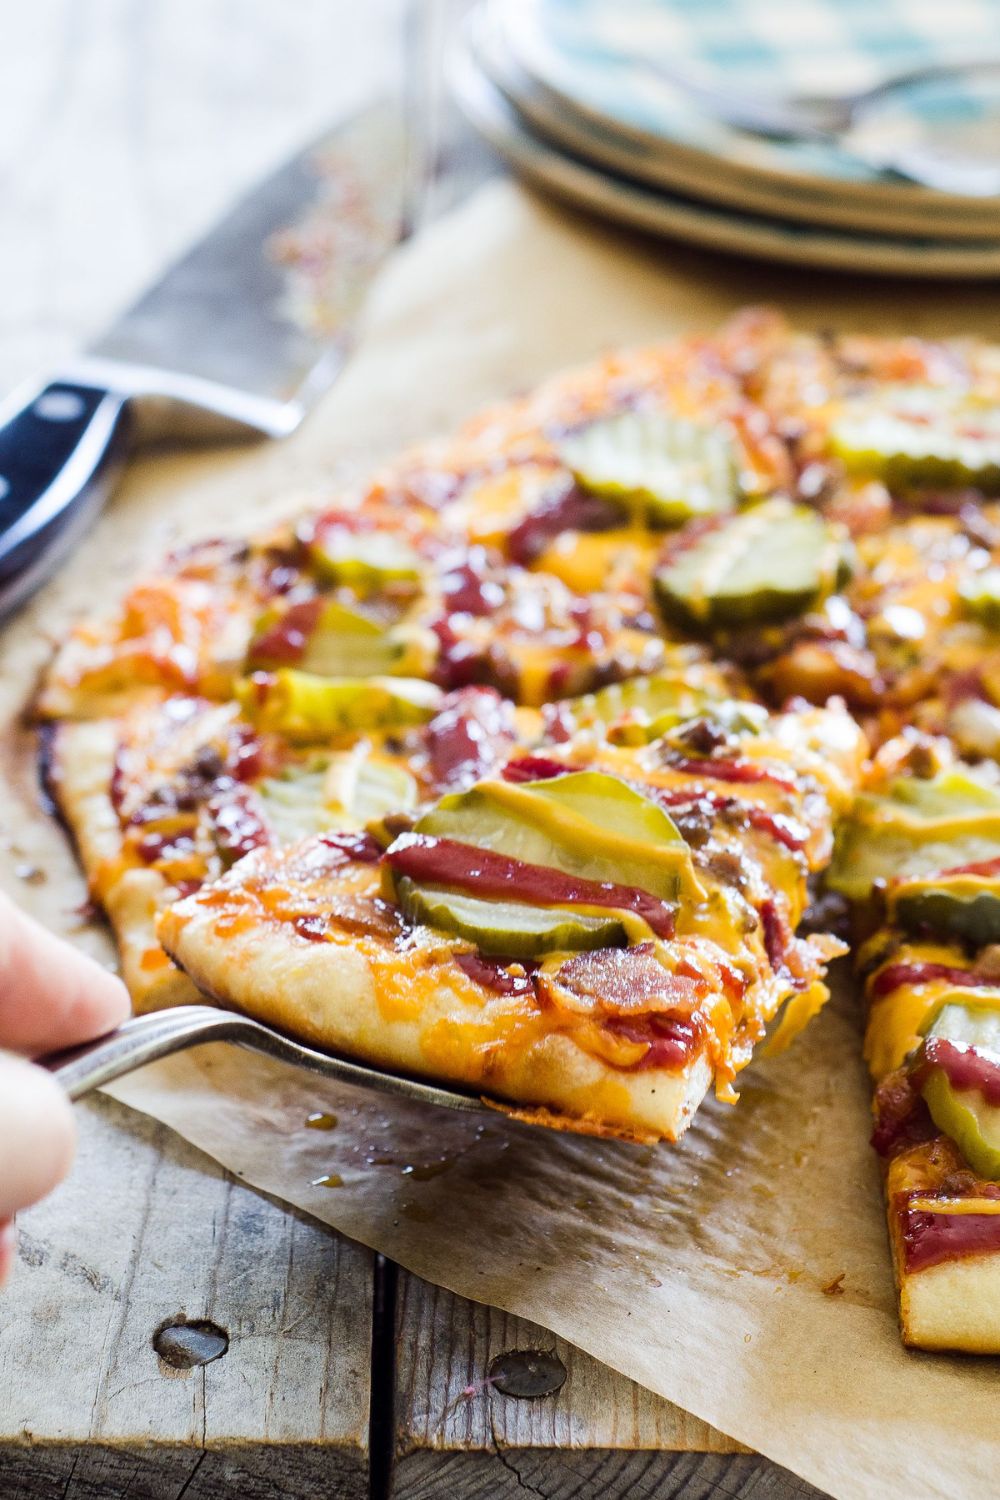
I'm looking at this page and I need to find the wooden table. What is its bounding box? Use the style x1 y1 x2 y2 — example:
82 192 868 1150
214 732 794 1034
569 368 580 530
0 5 820 1495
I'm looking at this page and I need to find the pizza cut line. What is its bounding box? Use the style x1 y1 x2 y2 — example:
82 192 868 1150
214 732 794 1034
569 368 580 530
36 306 1000 1351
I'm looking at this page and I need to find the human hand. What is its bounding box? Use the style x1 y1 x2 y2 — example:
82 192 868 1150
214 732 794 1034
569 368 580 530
0 890 129 1282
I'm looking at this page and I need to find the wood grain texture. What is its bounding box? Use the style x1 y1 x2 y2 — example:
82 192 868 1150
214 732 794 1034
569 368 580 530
1 1094 373 1499
391 1277 825 1500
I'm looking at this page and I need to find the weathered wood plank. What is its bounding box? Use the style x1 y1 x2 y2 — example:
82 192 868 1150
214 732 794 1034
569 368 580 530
391 1275 827 1500
1 1094 372 1499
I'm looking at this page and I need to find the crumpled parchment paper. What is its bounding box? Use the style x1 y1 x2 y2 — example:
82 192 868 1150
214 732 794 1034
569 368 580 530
4 180 1000 1500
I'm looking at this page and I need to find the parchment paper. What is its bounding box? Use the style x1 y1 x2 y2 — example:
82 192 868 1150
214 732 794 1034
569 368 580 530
5 181 1000 1500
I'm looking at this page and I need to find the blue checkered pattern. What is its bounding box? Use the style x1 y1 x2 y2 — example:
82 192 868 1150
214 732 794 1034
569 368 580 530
498 0 1000 183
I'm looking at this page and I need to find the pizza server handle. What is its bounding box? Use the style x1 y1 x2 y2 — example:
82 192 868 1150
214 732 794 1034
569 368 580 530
0 378 131 620
42 1004 491 1115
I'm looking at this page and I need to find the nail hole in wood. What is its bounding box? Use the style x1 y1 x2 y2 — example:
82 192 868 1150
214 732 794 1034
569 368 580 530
488 1348 567 1399
153 1317 229 1370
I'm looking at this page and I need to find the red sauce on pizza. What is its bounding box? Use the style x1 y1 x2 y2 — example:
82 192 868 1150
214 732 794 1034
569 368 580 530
426 688 515 790
925 1037 1000 1107
870 962 994 999
206 784 271 865
924 854 1000 880
247 597 324 668
315 831 383 866
871 1068 934 1157
439 554 504 617
454 952 538 996
502 756 573 783
506 483 623 566
663 755 798 792
901 1202 1000 1273
384 834 676 938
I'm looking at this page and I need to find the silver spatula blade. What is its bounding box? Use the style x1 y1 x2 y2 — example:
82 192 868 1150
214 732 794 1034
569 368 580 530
78 100 409 438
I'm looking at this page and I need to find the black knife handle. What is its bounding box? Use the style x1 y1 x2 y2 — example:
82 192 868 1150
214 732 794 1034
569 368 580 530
0 381 131 618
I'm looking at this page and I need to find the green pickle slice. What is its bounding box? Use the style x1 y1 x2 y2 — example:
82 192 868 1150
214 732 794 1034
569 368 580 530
395 879 626 959
250 600 434 679
560 665 748 744
830 386 1000 493
559 410 740 526
310 529 424 589
238 671 442 742
827 766 1000 903
921 1004 1000 1180
654 499 848 630
394 769 705 956
893 881 1000 948
960 568 1000 630
415 770 697 904
258 749 418 842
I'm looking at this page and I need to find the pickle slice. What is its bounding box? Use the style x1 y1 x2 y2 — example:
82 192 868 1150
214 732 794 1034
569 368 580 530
238 671 442 743
310 529 424 589
893 880 1000 948
323 749 418 827
921 1004 1000 1179
960 568 1000 630
831 387 1000 493
257 763 330 844
259 746 419 841
827 766 1000 902
560 661 737 743
415 770 697 903
250 600 434 679
654 500 848 630
396 878 625 958
560 411 740 527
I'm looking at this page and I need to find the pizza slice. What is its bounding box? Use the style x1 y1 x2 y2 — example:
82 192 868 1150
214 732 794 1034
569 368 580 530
828 735 1000 1350
42 681 523 1013
158 696 865 1142
36 498 449 721
43 636 736 1015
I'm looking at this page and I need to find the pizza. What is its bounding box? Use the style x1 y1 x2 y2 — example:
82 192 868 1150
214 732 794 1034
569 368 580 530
38 307 1000 1349
827 735 1000 1351
156 696 862 1141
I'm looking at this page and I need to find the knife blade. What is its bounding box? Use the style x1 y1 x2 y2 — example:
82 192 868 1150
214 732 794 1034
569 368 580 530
0 99 409 618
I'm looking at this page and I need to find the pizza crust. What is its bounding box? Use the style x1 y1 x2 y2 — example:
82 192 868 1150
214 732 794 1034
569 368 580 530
898 1253 1000 1353
159 887 713 1142
44 719 202 1013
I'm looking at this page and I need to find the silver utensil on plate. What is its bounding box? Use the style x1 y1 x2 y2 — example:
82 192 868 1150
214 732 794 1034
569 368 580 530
643 55 1000 196
42 1004 491 1114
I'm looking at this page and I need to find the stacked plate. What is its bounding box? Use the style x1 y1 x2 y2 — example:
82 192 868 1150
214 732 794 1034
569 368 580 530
452 0 1000 277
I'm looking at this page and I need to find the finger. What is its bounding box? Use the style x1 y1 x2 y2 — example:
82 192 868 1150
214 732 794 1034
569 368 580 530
0 1053 75 1220
0 890 129 1055
0 1220 15 1285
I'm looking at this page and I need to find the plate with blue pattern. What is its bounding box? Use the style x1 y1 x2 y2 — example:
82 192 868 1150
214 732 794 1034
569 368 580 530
451 36 1000 277
483 0 1000 233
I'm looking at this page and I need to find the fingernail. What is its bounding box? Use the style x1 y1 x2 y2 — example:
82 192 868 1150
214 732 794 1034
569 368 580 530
0 1220 15 1285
